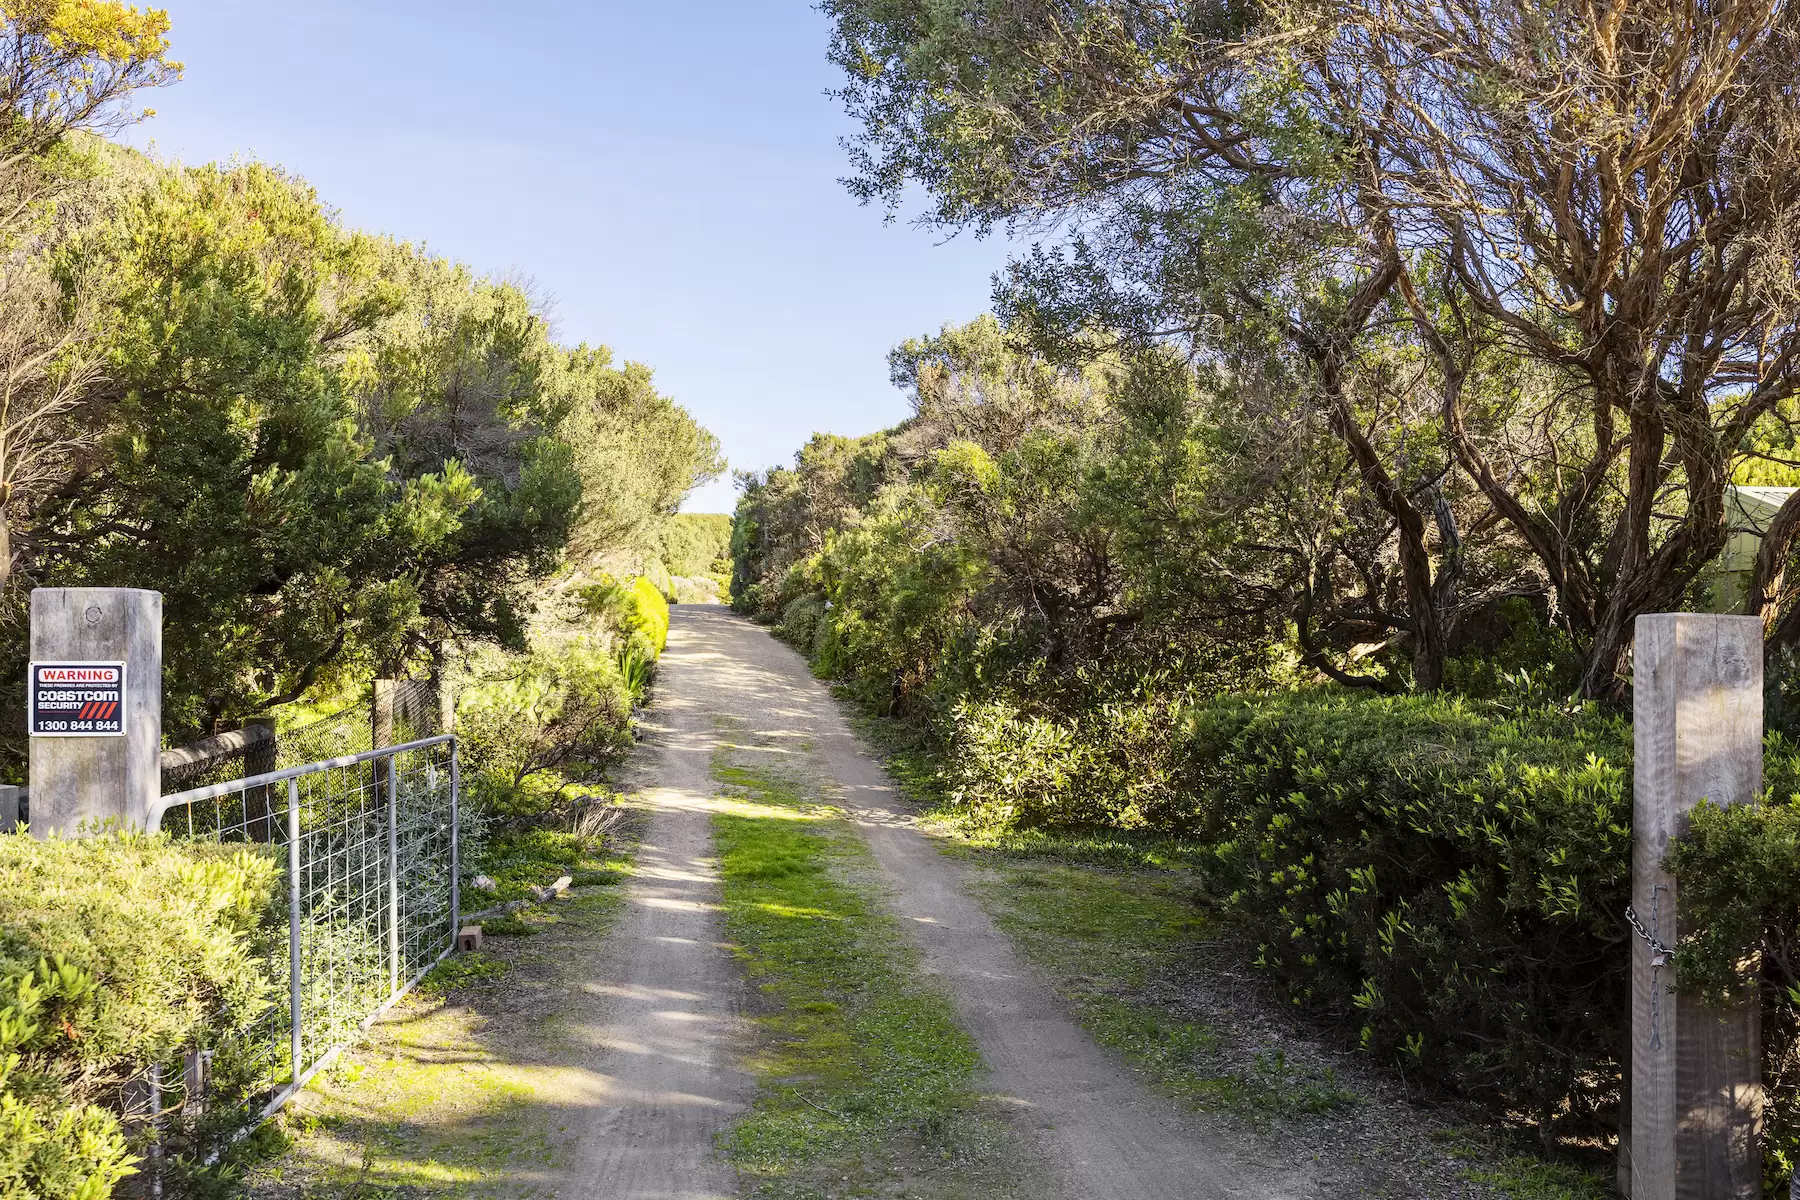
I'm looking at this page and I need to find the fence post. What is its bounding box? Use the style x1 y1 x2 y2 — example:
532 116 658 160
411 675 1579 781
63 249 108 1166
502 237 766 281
0 784 17 833
387 752 400 995
1631 613 1763 1199
287 777 302 1084
245 716 277 775
372 679 395 749
27 588 162 834
449 738 461 942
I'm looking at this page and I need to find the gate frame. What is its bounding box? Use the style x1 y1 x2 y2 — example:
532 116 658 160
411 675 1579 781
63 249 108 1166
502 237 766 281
151 732 461 1122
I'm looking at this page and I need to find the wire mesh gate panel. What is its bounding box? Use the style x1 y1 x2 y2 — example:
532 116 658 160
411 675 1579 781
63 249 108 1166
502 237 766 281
149 734 460 1122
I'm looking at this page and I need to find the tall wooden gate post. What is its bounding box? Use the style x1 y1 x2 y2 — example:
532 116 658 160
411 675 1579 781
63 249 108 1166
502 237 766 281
1631 613 1763 1198
27 587 162 835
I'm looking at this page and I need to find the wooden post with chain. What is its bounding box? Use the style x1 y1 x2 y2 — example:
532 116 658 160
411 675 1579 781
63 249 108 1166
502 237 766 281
1629 613 1763 1198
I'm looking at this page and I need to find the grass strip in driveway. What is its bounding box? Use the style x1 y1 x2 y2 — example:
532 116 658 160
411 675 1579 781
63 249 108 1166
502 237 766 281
709 753 1030 1200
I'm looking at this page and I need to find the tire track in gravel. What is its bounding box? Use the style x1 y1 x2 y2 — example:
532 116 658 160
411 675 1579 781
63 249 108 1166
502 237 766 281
660 604 1312 1200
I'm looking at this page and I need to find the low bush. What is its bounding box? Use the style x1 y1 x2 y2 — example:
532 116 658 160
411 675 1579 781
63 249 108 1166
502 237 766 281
1173 690 1633 1128
774 594 828 656
580 573 671 694
1667 736 1800 1180
941 689 1199 831
456 639 632 820
0 832 282 1199
931 685 1636 1129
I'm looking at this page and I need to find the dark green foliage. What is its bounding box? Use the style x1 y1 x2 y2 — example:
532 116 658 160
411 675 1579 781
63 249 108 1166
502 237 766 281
1177 690 1631 1125
1669 740 1800 1181
420 951 510 995
569 867 625 887
470 828 604 903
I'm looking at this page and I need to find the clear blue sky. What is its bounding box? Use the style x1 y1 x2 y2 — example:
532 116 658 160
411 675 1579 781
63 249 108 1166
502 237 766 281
125 1 1015 513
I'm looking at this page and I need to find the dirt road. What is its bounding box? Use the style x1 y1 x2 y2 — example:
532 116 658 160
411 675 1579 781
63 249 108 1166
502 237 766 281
262 605 1305 1199
592 604 1306 1200
556 654 755 1200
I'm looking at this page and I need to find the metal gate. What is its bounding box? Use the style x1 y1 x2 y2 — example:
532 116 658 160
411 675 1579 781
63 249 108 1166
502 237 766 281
149 734 460 1122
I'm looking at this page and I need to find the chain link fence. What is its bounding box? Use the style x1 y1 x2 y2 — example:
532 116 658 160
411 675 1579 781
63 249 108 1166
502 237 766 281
159 677 443 794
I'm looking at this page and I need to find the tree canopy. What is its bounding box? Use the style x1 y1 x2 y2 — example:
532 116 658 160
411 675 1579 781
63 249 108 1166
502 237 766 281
825 0 1800 697
0 14 721 753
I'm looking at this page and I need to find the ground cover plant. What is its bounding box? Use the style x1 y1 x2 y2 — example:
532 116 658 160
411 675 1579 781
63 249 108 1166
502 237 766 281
708 743 1032 1199
0 832 283 1199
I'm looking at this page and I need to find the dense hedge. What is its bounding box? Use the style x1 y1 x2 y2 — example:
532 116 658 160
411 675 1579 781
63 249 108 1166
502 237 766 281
0 832 281 1199
1174 691 1632 1126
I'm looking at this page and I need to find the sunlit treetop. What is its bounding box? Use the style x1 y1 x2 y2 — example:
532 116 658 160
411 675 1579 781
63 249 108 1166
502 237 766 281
0 0 180 158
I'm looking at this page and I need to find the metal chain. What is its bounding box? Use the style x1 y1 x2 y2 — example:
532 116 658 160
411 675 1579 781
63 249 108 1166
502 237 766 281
1624 901 1674 966
1626 886 1673 1050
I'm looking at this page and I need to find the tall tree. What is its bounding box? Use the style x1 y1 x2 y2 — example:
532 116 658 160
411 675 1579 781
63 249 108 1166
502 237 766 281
825 0 1463 687
1327 0 1800 694
0 0 179 589
826 0 1800 697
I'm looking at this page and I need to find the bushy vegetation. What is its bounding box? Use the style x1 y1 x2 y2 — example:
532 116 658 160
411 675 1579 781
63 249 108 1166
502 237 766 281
726 0 1800 1172
454 567 675 821
0 832 282 1199
726 310 1800 1157
657 513 733 600
0 8 707 1194
0 4 720 768
1180 692 1631 1127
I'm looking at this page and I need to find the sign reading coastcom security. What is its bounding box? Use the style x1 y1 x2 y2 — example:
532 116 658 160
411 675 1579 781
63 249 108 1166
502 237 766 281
29 661 127 737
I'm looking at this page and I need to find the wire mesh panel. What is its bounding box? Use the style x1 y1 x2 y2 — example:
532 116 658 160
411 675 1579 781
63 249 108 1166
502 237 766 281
150 735 459 1124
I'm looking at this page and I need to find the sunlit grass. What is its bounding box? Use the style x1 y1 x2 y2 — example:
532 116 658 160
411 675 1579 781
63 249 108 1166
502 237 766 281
709 748 1027 1199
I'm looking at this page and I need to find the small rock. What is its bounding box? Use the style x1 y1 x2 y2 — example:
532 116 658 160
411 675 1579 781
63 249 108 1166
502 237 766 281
471 875 497 892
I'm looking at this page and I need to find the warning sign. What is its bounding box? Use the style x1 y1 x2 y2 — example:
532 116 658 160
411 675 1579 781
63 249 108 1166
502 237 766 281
29 661 127 737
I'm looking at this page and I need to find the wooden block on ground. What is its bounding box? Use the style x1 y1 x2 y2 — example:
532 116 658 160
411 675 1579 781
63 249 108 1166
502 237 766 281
457 925 483 952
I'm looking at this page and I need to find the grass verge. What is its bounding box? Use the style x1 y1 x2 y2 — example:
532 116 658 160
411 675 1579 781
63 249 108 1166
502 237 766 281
966 858 1356 1116
240 814 640 1200
709 746 1030 1200
846 705 1611 1200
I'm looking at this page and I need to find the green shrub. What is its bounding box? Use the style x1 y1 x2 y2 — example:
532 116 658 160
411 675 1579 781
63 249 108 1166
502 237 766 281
775 594 827 655
579 573 670 682
0 832 282 1199
456 638 632 819
1176 690 1632 1126
657 513 733 580
1669 735 1800 1181
942 690 1197 830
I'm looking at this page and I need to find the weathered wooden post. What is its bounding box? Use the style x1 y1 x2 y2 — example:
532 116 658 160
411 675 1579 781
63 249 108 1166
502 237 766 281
1630 613 1763 1198
27 588 162 835
372 677 395 748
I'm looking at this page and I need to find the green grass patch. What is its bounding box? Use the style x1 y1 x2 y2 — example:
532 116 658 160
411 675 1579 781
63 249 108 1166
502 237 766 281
476 914 541 938
568 866 625 887
1462 1154 1612 1200
473 827 614 904
968 860 1356 1117
710 751 1026 1199
419 951 510 995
